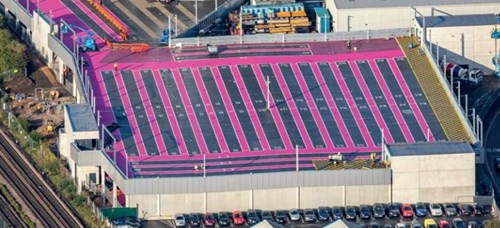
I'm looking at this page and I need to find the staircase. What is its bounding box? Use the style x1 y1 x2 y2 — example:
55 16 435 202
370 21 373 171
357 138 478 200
396 36 473 143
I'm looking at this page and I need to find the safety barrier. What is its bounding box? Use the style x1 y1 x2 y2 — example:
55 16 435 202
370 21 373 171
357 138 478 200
397 36 474 143
85 0 129 41
104 38 150 52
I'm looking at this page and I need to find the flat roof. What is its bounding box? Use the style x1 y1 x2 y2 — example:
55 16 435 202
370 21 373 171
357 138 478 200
386 141 474 157
416 14 499 28
66 104 98 132
333 0 500 10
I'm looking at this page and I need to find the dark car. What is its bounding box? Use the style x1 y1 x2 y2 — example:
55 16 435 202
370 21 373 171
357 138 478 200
474 205 484 216
468 221 478 228
495 158 500 171
247 211 260 225
204 213 216 227
415 203 428 217
261 211 274 222
345 206 357 220
458 204 473 216
359 205 372 219
370 222 380 228
318 207 331 221
275 211 287 224
373 204 386 219
217 213 231 226
483 205 492 215
452 218 466 228
188 214 201 227
332 206 344 220
388 204 401 217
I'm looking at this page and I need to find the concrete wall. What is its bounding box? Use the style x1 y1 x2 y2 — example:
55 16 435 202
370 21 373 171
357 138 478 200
424 25 498 72
391 153 475 203
331 4 500 32
129 184 390 219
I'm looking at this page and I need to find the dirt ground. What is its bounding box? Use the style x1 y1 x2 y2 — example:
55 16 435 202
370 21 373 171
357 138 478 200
3 52 75 143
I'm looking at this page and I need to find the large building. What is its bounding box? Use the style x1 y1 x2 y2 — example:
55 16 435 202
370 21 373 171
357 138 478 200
0 0 488 219
326 0 500 32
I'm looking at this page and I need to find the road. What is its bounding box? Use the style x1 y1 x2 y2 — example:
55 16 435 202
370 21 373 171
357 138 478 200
0 127 84 227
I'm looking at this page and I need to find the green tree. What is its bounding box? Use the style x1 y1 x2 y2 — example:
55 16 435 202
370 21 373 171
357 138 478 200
0 29 27 76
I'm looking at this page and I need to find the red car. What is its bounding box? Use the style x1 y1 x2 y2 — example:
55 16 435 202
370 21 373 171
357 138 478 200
204 213 216 227
401 203 414 220
438 220 451 228
232 211 245 225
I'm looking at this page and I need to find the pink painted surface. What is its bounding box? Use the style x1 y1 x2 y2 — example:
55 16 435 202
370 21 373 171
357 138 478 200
368 60 415 143
133 70 166 156
251 65 292 149
210 66 251 152
137 164 315 175
171 69 210 154
231 66 271 150
309 63 354 148
152 70 189 156
329 63 376 147
270 64 314 149
173 47 310 57
290 63 334 149
349 61 394 143
388 59 435 141
190 68 230 153
113 71 148 157
74 0 121 41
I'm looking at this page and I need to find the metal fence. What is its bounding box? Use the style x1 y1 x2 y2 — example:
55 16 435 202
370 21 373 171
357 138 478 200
173 28 409 47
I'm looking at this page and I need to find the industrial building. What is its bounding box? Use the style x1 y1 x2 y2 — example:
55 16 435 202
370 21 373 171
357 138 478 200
415 13 500 73
325 0 500 32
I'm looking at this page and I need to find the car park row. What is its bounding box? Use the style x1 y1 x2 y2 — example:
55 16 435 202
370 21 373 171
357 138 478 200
173 203 492 227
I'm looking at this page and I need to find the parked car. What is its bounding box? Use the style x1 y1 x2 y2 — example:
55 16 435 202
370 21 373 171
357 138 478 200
384 224 394 228
188 213 201 227
261 211 274 222
396 223 407 228
474 205 484 216
274 210 287 224
401 203 414 220
412 220 423 228
389 204 401 217
444 203 458 216
458 204 473 216
429 203 443 217
288 209 301 222
232 211 245 225
246 211 260 225
204 213 216 227
345 206 357 220
332 206 344 220
415 202 428 217
424 219 438 228
359 205 372 219
217 213 231 226
318 207 331 221
468 221 478 228
373 203 386 218
370 222 380 228
482 205 492 215
174 214 186 227
439 220 451 228
304 209 317 222
452 218 466 228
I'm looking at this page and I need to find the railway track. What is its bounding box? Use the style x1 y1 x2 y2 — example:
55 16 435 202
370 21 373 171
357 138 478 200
0 127 84 227
0 190 26 228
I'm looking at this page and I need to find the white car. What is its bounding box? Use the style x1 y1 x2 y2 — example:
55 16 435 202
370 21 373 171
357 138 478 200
429 203 443 216
174 214 186 227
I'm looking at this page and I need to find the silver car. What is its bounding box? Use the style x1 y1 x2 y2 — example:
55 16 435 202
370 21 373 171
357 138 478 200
429 203 443 216
304 209 317 222
288 209 301 222
174 214 186 227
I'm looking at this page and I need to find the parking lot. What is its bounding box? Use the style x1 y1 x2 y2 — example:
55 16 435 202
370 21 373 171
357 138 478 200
139 203 493 228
